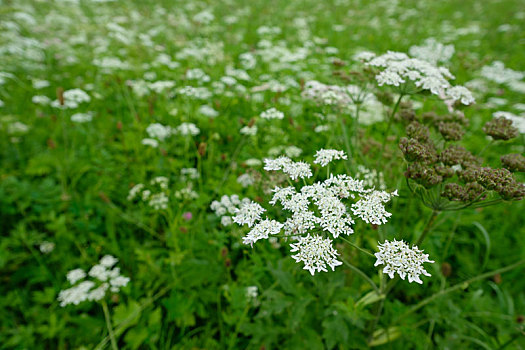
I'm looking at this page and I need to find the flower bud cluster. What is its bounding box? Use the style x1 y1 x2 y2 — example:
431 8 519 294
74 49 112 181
483 117 518 140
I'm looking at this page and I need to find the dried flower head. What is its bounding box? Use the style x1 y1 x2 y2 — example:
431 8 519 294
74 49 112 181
483 117 518 141
501 154 525 172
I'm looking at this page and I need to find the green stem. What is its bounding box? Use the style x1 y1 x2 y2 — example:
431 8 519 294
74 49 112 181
339 116 353 167
396 259 525 321
227 304 250 350
340 236 375 258
341 258 380 294
379 93 404 158
416 210 440 246
102 300 118 350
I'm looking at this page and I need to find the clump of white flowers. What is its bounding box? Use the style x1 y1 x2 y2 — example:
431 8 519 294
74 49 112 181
229 150 400 276
57 255 129 307
313 149 347 167
374 239 434 284
290 235 343 275
210 195 251 226
260 107 284 120
362 51 474 105
51 88 91 109
127 176 170 210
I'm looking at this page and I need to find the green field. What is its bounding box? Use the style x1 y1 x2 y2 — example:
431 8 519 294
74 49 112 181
1 0 524 348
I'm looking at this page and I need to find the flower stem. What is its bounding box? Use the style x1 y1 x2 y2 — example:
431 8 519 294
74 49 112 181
102 300 118 350
340 236 375 257
395 259 525 321
339 116 353 168
416 210 440 246
341 258 380 294
379 93 404 159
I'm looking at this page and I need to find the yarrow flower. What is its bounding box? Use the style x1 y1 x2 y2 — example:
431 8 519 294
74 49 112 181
313 149 347 167
290 234 343 275
374 239 434 284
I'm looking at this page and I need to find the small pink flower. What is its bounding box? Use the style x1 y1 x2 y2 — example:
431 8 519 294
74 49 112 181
183 212 193 221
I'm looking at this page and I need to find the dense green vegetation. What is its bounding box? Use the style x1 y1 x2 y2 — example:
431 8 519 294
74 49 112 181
1 0 524 348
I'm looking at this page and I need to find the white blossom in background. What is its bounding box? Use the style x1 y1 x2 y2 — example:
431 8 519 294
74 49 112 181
313 149 348 167
127 176 173 210
58 255 129 307
374 239 434 284
240 125 257 135
290 235 342 275
356 165 386 190
210 195 251 226
146 123 172 141
71 112 93 123
39 241 55 254
176 122 200 136
198 105 219 118
181 168 200 181
32 95 51 105
51 88 91 109
409 38 455 64
260 107 284 120
363 51 474 105
141 138 159 148
237 173 255 187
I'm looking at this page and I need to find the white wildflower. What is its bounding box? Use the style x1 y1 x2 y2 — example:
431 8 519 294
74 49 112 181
66 269 86 284
351 190 398 225
374 239 434 284
242 219 284 246
233 200 265 227
313 149 347 167
260 107 284 120
290 235 342 275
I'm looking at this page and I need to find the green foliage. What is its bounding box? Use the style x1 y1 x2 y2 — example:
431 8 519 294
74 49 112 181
1 0 524 349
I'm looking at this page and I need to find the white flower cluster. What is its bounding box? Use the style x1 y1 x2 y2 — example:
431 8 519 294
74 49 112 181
313 149 348 167
229 151 398 275
51 88 91 109
127 176 170 210
57 255 130 307
210 195 251 226
290 235 342 275
409 38 455 65
302 80 352 106
363 51 474 105
374 239 434 284
260 107 284 120
356 165 386 190
142 122 200 147
264 156 312 180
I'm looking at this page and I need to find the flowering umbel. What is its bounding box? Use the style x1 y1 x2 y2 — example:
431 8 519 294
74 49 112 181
221 150 399 275
374 239 434 284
